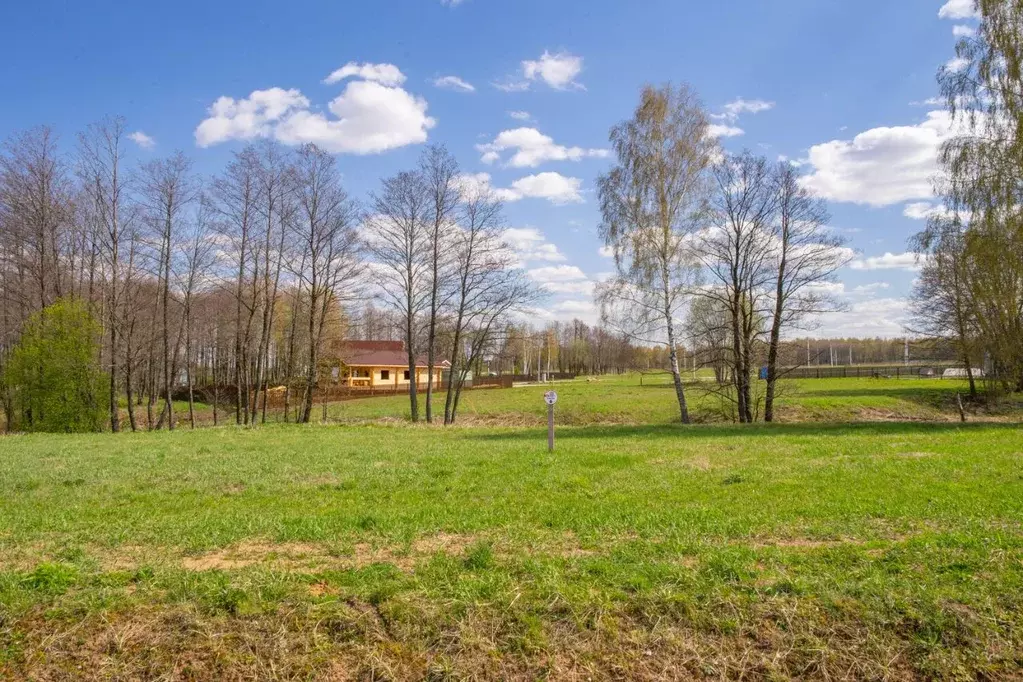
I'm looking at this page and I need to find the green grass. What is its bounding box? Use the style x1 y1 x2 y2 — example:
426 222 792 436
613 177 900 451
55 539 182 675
329 374 988 425
2 401 1023 678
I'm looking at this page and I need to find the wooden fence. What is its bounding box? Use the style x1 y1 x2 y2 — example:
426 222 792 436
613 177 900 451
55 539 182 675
777 364 958 380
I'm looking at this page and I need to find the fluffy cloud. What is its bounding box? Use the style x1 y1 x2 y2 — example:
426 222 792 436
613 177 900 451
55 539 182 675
800 111 957 206
849 252 922 271
432 75 475 92
938 0 979 20
903 202 956 220
953 24 977 37
502 227 567 264
323 62 406 87
816 297 909 338
598 245 614 258
458 172 584 204
706 97 774 138
195 88 309 147
714 98 775 123
707 124 745 138
509 110 531 121
477 127 608 168
527 265 594 295
129 131 155 149
497 51 583 91
945 56 970 72
195 67 435 154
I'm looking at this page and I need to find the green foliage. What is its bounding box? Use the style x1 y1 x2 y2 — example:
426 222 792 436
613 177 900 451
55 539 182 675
3 298 109 433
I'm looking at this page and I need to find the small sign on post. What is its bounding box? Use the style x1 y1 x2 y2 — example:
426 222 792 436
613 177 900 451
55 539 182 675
544 390 558 452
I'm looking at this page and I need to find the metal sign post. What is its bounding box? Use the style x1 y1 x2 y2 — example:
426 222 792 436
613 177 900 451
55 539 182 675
544 390 558 452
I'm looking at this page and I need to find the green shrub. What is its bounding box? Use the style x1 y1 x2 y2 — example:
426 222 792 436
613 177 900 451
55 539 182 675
3 298 109 433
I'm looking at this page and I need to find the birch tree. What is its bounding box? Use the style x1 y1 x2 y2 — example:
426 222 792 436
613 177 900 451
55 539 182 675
597 83 717 424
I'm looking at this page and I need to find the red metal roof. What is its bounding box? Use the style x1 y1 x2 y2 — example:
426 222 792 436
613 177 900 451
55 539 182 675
342 341 450 369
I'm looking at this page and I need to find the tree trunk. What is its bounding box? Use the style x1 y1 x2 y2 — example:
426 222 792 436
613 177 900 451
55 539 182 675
665 315 691 425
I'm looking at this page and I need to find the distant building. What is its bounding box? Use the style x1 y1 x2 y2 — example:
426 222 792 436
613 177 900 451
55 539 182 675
331 340 448 388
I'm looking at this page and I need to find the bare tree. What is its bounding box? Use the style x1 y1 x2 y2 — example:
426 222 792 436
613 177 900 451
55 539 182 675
366 171 431 422
179 193 218 428
697 151 778 424
443 182 540 424
293 144 362 423
909 215 979 397
597 83 717 424
138 152 196 430
419 145 460 424
212 148 258 424
763 163 849 422
0 127 72 311
77 117 130 433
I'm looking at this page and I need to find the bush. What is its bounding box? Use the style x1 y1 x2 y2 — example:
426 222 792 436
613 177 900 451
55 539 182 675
2 298 109 433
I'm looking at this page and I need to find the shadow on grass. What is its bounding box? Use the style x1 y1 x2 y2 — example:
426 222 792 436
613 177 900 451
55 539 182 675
463 420 1021 443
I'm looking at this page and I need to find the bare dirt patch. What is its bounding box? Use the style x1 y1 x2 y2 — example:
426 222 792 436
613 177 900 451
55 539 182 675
181 541 326 571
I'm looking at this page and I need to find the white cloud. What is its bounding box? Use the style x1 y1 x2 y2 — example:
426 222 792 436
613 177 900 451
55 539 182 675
903 201 956 220
939 0 979 20
528 265 588 283
953 24 977 37
502 227 567 264
129 131 155 149
714 98 774 123
195 88 309 147
497 51 584 91
598 245 614 258
816 297 909 338
552 299 598 321
910 97 943 106
323 62 406 87
509 110 531 121
528 265 594 295
457 172 584 205
945 56 970 72
800 110 958 206
196 77 435 154
707 124 745 138
507 172 584 204
852 282 890 295
477 127 608 168
849 252 922 271
440 0 468 5
432 75 475 92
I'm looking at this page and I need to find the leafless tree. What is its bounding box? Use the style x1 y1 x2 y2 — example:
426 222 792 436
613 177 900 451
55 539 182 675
696 151 778 423
419 145 460 424
443 183 540 424
366 171 431 422
138 151 196 430
77 117 131 432
292 144 362 423
909 215 979 397
763 163 849 422
597 83 717 424
212 147 259 424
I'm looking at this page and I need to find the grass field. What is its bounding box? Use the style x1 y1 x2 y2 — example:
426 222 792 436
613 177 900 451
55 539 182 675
1 378 1022 679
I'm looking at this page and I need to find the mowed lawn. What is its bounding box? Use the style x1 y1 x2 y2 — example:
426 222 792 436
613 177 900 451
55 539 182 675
2 407 1023 678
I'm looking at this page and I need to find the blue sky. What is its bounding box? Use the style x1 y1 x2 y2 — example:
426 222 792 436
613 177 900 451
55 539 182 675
0 0 976 337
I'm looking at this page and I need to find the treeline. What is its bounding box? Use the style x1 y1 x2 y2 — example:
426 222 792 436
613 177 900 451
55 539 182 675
910 0 1023 397
0 120 662 432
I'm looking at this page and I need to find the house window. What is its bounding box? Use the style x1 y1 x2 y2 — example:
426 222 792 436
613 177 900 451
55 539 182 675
381 370 390 380
404 371 410 380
